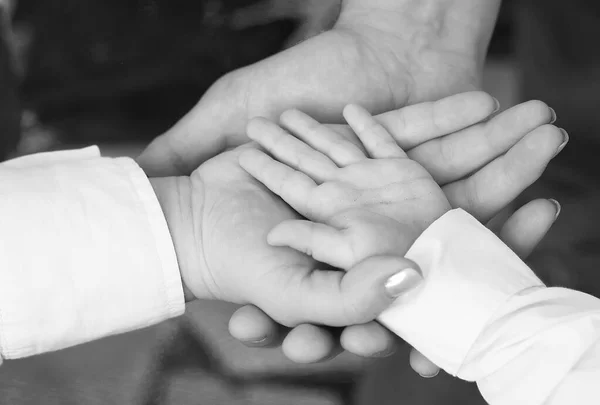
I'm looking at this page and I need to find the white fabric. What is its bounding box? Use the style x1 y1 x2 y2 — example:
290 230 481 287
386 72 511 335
1 149 599 405
378 209 600 404
0 147 185 365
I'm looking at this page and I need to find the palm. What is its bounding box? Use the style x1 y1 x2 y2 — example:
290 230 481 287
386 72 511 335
189 144 318 326
139 18 479 175
306 159 450 233
243 27 477 137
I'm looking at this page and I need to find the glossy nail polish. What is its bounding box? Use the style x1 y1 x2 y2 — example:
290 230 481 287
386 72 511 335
385 268 423 299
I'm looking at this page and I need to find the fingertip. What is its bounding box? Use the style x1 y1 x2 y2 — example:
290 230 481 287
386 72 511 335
409 349 440 378
340 323 396 358
228 305 279 347
499 198 558 259
266 222 288 246
246 116 272 139
279 108 302 125
342 103 364 120
282 324 338 364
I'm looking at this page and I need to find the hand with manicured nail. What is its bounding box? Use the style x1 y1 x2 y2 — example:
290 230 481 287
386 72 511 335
170 93 498 332
166 92 564 365
239 104 451 273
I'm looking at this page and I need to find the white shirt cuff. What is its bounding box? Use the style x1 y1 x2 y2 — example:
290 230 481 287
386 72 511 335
377 208 545 376
0 147 185 362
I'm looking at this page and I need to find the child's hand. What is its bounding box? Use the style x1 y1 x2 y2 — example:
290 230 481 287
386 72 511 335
161 144 418 329
239 105 451 269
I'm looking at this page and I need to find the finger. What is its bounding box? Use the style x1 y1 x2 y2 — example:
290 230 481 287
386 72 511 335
340 322 398 358
343 104 407 159
246 117 337 182
238 149 316 213
284 256 422 326
377 91 499 150
229 305 283 347
499 198 560 259
268 220 353 268
409 348 440 378
409 100 556 185
443 124 564 222
280 109 367 166
282 324 341 364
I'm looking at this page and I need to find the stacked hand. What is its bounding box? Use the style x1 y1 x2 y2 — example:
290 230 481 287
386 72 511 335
238 105 451 269
138 0 513 373
155 91 566 372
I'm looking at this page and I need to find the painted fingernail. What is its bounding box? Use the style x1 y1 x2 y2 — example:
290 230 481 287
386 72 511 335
419 369 440 379
549 107 557 124
548 198 561 220
554 128 569 157
492 97 500 113
385 268 423 299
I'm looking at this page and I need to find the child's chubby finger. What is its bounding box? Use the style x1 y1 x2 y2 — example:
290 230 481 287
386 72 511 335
377 91 499 150
443 124 566 223
238 148 316 213
279 109 367 167
343 104 407 159
267 220 354 269
246 117 338 182
283 255 423 327
409 99 557 185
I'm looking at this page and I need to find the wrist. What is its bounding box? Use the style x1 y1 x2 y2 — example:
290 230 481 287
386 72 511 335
149 176 197 302
337 0 500 67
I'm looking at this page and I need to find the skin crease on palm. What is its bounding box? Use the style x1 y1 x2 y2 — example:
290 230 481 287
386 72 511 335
138 1 501 175
136 0 560 376
165 94 564 373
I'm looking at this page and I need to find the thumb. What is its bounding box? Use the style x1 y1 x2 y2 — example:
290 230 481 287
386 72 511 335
137 126 227 177
289 255 423 327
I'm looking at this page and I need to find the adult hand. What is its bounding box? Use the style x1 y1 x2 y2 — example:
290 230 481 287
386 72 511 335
229 97 565 363
138 0 499 175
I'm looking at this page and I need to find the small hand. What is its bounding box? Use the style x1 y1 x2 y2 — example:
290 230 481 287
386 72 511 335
239 105 451 269
178 144 422 328
229 97 566 365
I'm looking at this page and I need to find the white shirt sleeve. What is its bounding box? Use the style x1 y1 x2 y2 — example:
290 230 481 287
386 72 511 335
377 209 600 405
0 147 185 365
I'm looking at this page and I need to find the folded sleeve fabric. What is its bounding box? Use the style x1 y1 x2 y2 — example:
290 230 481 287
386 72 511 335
0 147 185 365
378 209 600 405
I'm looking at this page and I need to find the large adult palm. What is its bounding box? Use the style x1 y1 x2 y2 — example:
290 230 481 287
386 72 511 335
138 2 490 175
137 0 557 368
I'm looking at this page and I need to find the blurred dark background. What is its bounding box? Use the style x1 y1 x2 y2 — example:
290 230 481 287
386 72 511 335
0 1 599 404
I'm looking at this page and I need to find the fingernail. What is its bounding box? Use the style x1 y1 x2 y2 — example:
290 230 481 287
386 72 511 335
242 336 271 347
373 347 396 358
554 128 569 157
549 107 557 124
385 268 423 299
419 369 440 379
548 198 561 220
492 97 500 113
